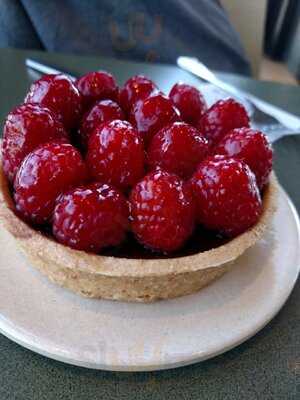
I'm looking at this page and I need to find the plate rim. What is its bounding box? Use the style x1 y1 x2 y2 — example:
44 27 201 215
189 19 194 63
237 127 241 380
0 187 299 372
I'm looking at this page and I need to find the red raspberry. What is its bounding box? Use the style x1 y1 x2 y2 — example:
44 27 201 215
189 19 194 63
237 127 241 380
130 93 181 145
86 120 145 190
148 122 209 179
25 74 82 130
130 171 195 253
75 71 119 109
169 83 207 126
79 99 125 148
214 128 273 190
14 142 88 224
198 99 250 146
189 156 262 237
53 183 129 252
119 75 158 114
2 103 69 183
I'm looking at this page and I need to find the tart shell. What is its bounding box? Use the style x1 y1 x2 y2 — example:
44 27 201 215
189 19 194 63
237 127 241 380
0 163 277 302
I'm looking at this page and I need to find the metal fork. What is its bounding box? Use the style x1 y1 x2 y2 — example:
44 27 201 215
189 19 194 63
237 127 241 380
177 57 300 143
26 58 76 81
26 57 300 143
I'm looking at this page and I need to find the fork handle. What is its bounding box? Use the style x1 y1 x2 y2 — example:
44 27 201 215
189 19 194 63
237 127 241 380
177 57 244 99
177 57 300 132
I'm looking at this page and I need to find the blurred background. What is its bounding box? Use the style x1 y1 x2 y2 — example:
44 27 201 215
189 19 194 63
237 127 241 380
0 0 299 85
223 0 300 84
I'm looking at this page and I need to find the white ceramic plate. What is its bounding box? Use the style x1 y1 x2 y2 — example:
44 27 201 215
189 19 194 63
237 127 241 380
0 186 299 371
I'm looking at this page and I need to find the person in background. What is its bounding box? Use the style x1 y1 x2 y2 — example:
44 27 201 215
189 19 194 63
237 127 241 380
0 0 251 75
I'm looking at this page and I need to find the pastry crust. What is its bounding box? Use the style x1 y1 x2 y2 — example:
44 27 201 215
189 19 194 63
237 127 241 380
0 162 277 302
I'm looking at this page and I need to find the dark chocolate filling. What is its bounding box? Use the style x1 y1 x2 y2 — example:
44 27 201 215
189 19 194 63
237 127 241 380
40 223 230 259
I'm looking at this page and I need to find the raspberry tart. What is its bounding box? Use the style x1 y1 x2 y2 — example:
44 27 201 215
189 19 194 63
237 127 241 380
0 72 277 302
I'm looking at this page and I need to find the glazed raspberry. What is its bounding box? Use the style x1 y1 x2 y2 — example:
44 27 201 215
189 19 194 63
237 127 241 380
130 171 195 252
214 128 273 190
25 74 82 130
79 99 125 148
2 103 69 183
148 122 209 179
119 75 158 114
189 156 262 237
86 120 145 190
130 93 181 145
169 83 207 126
75 71 119 109
53 183 129 252
14 142 87 224
198 99 250 146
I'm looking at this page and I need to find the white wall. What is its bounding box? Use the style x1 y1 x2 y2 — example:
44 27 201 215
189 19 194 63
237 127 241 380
221 0 267 76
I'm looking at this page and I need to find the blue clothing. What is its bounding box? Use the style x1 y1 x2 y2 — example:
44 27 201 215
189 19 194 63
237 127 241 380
0 0 251 75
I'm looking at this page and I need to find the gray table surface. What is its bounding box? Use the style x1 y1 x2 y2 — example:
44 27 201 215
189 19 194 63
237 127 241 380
0 48 299 400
